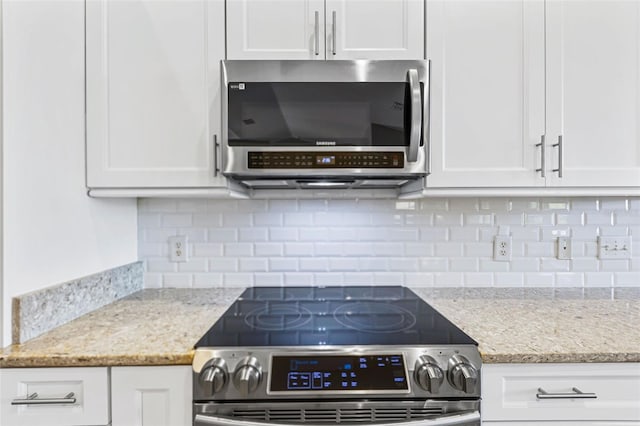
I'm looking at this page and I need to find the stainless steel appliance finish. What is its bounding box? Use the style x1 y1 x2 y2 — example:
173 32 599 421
221 60 430 191
193 287 481 426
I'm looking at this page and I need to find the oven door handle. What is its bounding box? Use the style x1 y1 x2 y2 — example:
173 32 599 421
195 411 480 426
406 68 422 163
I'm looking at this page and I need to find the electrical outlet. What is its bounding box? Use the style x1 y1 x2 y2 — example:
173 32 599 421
598 236 632 259
493 235 512 261
557 237 572 260
169 235 188 262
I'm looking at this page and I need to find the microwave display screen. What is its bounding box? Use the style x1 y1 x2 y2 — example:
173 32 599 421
227 82 422 147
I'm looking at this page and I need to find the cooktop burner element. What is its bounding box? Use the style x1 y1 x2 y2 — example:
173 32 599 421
243 304 313 331
333 301 417 333
195 286 477 347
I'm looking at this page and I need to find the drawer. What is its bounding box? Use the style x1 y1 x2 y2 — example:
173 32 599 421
0 367 110 426
482 363 640 422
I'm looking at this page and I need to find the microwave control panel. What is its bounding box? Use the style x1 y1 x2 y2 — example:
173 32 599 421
248 152 404 169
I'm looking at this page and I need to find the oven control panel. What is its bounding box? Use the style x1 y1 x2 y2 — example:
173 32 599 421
270 354 408 393
248 152 404 169
193 347 481 401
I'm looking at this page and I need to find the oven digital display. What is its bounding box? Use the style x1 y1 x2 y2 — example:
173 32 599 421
316 155 336 166
270 355 408 392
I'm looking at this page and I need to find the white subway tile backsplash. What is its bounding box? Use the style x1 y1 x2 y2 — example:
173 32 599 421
138 197 640 289
419 258 448 271
284 243 314 257
464 272 493 287
225 243 253 256
239 258 269 272
435 242 464 257
254 243 283 257
524 272 554 287
178 259 208 273
193 213 222 227
449 258 478 272
208 228 237 242
299 258 329 272
161 213 192 228
163 273 192 288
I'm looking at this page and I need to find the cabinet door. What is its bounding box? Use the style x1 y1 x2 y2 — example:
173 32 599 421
227 0 325 59
426 0 546 187
325 0 424 60
546 1 640 187
111 366 191 426
482 363 640 422
0 367 109 426
86 0 225 188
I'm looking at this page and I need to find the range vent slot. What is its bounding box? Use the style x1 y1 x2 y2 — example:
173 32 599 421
231 407 445 424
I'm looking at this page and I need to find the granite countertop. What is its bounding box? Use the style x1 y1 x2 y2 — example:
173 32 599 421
1 287 639 368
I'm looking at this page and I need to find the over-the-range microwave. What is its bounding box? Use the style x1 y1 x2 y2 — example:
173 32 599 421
221 60 430 194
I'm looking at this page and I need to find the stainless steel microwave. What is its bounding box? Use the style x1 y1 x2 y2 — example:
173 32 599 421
221 60 429 191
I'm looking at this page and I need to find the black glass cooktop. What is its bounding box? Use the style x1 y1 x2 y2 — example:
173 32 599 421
195 286 477 348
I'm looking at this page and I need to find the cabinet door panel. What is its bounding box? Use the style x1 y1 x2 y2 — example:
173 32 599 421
426 0 546 188
483 363 640 422
111 366 191 426
227 0 325 59
546 1 640 187
326 0 424 60
86 0 224 188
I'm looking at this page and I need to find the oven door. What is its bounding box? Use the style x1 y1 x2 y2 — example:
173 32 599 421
194 411 480 426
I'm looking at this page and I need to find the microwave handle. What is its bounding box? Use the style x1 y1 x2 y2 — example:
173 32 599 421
406 68 422 163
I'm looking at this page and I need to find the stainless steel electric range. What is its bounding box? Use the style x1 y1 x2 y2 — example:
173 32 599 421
192 286 481 426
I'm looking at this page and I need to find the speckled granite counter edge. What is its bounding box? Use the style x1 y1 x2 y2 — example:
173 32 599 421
12 261 143 344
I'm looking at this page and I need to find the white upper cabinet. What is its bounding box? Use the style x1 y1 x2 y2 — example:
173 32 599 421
227 0 325 60
427 0 640 189
426 0 546 187
546 0 640 187
227 0 424 60
86 0 226 189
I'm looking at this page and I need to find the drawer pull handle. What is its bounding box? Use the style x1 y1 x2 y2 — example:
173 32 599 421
11 392 76 405
536 387 597 400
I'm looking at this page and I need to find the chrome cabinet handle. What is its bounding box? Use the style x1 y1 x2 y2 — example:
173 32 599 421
213 134 221 176
535 134 546 177
314 11 319 56
552 135 563 177
331 10 337 55
536 387 597 400
406 68 422 163
195 411 480 426
12 392 76 405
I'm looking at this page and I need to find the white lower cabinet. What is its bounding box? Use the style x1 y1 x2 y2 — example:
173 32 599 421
0 367 110 426
482 363 640 425
0 365 192 426
111 365 192 426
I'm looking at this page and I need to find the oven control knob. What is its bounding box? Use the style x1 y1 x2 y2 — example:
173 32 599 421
447 355 478 394
414 355 444 393
199 358 228 395
233 356 262 396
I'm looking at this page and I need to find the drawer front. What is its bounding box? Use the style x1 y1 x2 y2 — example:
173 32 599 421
482 363 640 422
0 367 110 426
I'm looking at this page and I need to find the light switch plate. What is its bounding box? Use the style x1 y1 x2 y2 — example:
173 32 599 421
597 236 632 259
